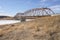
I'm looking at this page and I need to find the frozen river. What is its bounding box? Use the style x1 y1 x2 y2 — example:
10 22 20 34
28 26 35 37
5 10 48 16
0 19 34 25
0 20 20 25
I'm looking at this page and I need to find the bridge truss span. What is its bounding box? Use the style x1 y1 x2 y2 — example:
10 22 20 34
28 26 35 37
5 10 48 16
15 8 55 20
24 8 55 16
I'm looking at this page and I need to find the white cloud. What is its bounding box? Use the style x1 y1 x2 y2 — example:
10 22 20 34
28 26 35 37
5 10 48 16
40 0 59 2
40 0 48 2
49 5 60 13
49 5 60 10
38 0 48 7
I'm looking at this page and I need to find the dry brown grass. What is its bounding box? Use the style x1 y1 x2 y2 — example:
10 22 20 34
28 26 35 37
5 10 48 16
0 15 60 40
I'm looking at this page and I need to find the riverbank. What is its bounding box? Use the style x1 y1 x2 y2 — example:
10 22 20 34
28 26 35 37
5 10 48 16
0 15 60 40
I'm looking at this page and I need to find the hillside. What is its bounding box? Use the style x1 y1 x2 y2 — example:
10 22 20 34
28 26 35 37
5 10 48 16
0 16 13 20
0 15 60 40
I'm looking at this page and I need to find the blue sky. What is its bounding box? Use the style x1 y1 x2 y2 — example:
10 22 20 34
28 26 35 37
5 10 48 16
0 0 60 16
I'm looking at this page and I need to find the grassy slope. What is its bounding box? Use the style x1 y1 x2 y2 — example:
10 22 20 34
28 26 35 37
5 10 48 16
0 15 60 40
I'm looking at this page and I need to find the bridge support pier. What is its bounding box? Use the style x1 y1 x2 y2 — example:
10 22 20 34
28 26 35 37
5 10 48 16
21 17 26 22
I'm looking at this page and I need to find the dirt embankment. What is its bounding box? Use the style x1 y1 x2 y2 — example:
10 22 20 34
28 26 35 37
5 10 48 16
0 15 60 40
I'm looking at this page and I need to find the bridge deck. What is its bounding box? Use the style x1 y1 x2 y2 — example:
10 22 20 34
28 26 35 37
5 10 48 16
20 15 51 19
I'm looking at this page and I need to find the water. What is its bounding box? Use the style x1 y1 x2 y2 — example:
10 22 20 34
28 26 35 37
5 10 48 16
0 20 20 25
0 19 34 25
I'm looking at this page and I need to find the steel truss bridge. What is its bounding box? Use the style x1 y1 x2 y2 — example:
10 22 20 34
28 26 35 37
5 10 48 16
14 8 55 21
